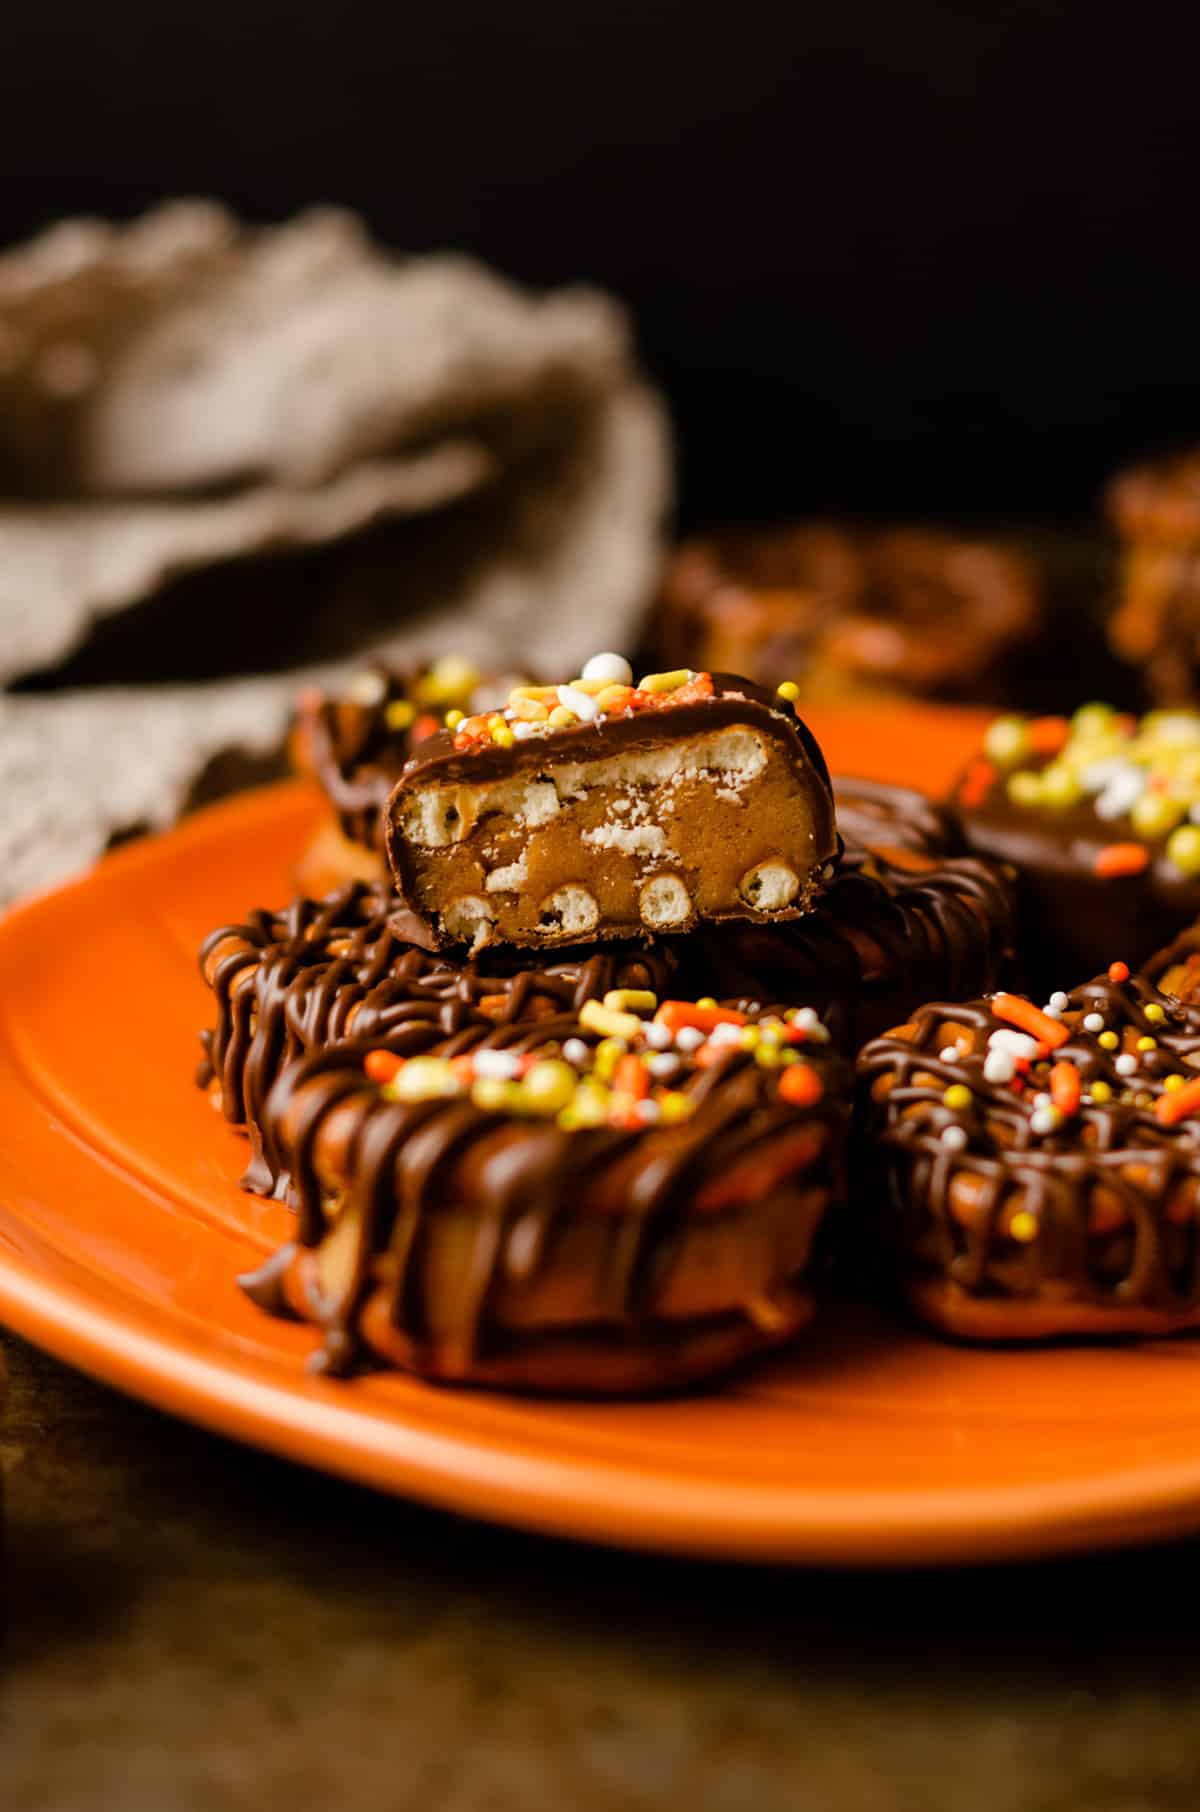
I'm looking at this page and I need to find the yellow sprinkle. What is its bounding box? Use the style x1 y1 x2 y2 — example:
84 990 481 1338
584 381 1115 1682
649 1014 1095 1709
508 695 550 722
386 1056 461 1102
444 708 465 730
776 680 801 702
490 723 515 749
1009 1211 1039 1244
1164 1073 1187 1093
384 698 416 730
470 1076 525 1113
1089 1080 1113 1103
570 677 610 695
943 1084 973 1111
657 1091 694 1124
522 1059 577 1115
739 1027 761 1050
1144 1003 1166 1023
697 996 717 1009
1007 770 1043 807
754 1044 782 1068
508 685 560 705
637 668 693 694
603 988 657 1014
1136 1036 1158 1051
1098 1031 1119 1050
1135 1091 1154 1109
580 1001 642 1040
779 1049 800 1066
595 684 633 714
592 1036 628 1081
548 705 576 728
415 655 481 706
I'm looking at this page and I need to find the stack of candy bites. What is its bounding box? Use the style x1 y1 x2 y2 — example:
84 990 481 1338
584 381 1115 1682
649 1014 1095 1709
200 653 1028 1390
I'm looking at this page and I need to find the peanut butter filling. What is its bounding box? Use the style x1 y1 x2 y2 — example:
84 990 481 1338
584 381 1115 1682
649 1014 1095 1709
393 725 829 949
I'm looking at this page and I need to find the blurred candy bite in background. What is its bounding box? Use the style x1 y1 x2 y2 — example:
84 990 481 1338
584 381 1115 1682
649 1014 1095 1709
1108 447 1200 705
653 522 1041 706
951 704 1200 991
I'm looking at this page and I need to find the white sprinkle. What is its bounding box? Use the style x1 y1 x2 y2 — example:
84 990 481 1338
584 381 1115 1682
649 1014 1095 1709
647 1053 681 1079
794 1007 821 1028
1115 1053 1138 1076
581 652 634 687
511 720 537 740
644 1023 673 1051
1049 991 1070 1012
557 684 599 721
1042 1003 1063 1020
472 1050 522 1080
709 1021 745 1047
988 1028 1040 1060
675 1026 705 1053
1030 1106 1061 1135
1082 1012 1105 1033
940 1125 968 1151
562 1038 590 1067
634 1098 661 1124
1094 765 1146 821
939 1045 960 1063
1032 1091 1051 1110
1081 758 1126 793
984 1050 1017 1084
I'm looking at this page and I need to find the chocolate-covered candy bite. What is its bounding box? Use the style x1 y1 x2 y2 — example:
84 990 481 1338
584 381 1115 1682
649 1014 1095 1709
241 992 849 1392
859 968 1200 1340
655 523 1040 704
951 704 1200 991
684 838 1017 1052
197 882 675 1195
1107 448 1200 705
383 663 838 952
291 656 530 895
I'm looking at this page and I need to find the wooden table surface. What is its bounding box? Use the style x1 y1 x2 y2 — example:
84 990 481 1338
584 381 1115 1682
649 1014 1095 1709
5 1330 1200 1812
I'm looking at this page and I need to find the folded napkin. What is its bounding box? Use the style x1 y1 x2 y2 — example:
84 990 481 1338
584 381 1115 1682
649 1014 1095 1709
0 201 671 900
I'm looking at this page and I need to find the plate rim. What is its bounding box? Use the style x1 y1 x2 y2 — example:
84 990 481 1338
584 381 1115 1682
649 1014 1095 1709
7 745 1200 1565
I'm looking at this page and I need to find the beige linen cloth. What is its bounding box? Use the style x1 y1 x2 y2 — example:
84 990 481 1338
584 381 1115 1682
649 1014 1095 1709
0 201 671 902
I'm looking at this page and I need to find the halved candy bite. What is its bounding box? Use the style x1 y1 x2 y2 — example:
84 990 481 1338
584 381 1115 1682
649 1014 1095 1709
196 880 677 1196
383 666 838 951
239 987 848 1394
857 963 1200 1341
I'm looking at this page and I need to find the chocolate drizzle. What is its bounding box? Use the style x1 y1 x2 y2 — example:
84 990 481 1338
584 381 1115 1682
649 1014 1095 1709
858 972 1200 1316
682 844 1017 1050
198 882 677 1195
242 1013 848 1384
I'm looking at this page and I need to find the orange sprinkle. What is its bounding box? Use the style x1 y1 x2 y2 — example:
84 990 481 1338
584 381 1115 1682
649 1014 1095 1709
1026 716 1069 754
1093 843 1150 878
613 1054 650 1100
364 1050 403 1084
990 993 1070 1050
1050 1060 1081 1116
450 1054 477 1083
1108 960 1130 983
778 1063 824 1107
1156 1077 1200 1125
412 713 441 744
655 1000 748 1034
958 757 996 810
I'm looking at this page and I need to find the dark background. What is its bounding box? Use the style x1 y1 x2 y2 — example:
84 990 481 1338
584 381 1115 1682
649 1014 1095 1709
2 1 1198 528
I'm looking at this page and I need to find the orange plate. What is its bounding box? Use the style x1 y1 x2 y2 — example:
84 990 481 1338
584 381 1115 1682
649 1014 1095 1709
8 701 1200 1566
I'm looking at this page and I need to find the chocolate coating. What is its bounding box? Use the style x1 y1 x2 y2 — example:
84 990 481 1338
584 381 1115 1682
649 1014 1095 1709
831 773 963 861
859 974 1200 1335
679 843 1017 1052
198 883 676 1195
241 1007 849 1390
952 733 1200 993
